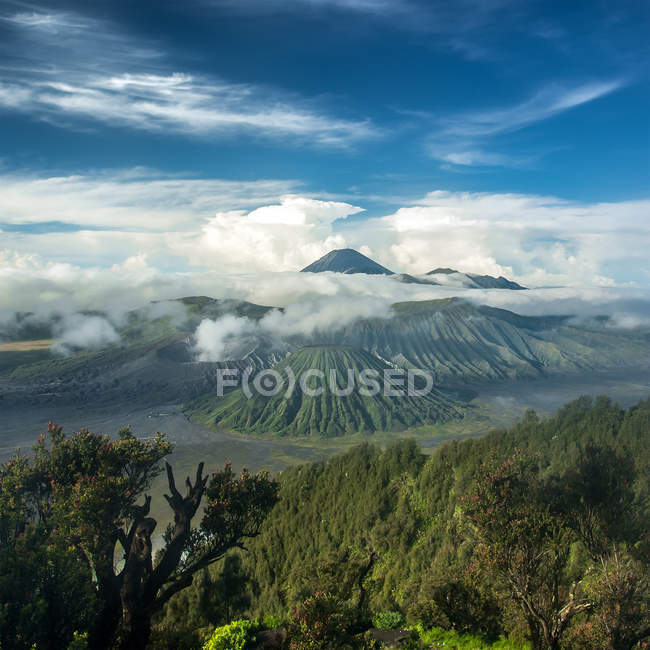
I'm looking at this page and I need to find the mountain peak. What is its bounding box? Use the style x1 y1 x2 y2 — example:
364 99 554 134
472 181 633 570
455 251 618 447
427 267 458 275
300 248 394 275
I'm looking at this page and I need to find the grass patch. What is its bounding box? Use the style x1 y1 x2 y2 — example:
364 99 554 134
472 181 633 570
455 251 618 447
416 625 529 649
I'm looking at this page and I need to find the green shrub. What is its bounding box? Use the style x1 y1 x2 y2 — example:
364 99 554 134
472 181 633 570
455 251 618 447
262 613 284 629
288 592 355 649
202 619 257 650
371 610 405 630
407 575 502 639
415 625 530 649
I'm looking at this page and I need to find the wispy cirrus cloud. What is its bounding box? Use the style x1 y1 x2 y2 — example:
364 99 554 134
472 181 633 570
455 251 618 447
437 150 528 168
3 11 81 30
0 7 378 146
0 8 161 66
263 0 412 13
215 0 514 28
442 80 624 138
0 72 377 145
427 80 626 168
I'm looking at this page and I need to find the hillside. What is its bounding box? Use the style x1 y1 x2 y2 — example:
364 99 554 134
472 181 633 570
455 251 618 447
328 298 650 382
3 295 649 412
0 297 277 409
163 396 650 644
189 345 462 436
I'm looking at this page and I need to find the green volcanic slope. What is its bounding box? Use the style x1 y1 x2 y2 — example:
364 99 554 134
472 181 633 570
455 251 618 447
329 298 650 382
6 296 274 382
190 345 462 437
1 297 277 408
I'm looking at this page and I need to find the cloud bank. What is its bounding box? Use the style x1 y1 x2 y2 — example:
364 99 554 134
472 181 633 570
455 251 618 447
2 248 650 364
2 171 649 303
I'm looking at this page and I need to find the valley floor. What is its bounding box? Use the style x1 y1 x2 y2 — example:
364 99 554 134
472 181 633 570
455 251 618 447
2 360 648 545
3 360 649 468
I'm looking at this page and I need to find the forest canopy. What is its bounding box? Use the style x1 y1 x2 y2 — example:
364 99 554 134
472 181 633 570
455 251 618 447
1 395 648 649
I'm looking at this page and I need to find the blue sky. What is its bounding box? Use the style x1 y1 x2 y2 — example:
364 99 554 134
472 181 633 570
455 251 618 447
0 0 649 305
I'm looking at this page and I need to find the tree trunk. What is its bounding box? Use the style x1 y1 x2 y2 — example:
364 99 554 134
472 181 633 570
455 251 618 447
119 516 157 650
89 464 207 649
526 618 543 650
89 595 122 650
118 608 152 650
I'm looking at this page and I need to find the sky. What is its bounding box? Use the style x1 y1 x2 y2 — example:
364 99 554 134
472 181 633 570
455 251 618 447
0 0 649 312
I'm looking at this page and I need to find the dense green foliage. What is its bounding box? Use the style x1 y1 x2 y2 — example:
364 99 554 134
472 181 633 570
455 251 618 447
372 611 406 630
0 424 172 650
201 619 257 650
0 425 278 650
287 592 357 649
190 345 462 437
415 625 529 649
165 395 649 648
1 394 648 648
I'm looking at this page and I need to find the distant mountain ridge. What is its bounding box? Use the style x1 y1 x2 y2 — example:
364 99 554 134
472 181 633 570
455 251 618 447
392 273 440 286
426 268 527 290
300 249 394 275
3 294 649 429
322 297 646 382
300 248 526 289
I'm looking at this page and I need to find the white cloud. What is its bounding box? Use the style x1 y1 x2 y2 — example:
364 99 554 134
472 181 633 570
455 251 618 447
3 11 91 32
168 196 362 272
428 80 625 166
192 295 393 361
364 190 650 284
0 9 378 146
5 73 377 145
245 196 363 226
2 249 650 348
438 150 519 167
2 172 649 298
256 0 413 14
214 0 419 20
442 81 623 138
259 295 392 336
216 0 519 48
191 282 650 361
52 314 120 354
0 172 366 273
192 314 259 361
0 170 299 229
